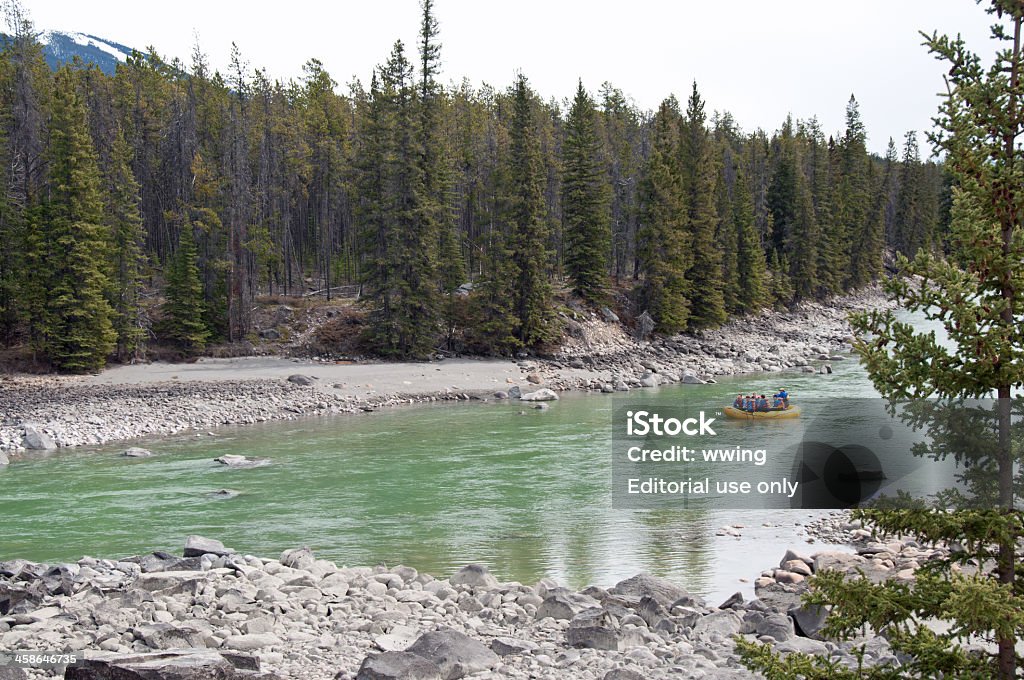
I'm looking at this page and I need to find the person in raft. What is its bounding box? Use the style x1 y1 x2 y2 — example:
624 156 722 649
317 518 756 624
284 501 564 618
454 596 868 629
774 388 789 408
734 394 744 409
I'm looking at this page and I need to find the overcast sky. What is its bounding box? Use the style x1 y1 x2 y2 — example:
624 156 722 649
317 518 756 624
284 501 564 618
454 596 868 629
26 1 1004 154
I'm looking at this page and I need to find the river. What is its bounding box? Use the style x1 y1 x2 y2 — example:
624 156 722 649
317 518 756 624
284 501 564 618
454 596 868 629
0 312 947 601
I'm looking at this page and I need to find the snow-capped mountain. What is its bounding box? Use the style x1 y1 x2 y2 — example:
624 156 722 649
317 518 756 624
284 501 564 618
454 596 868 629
38 30 138 75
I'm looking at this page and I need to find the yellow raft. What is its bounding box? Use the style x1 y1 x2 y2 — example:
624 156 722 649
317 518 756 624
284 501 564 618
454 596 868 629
724 406 801 420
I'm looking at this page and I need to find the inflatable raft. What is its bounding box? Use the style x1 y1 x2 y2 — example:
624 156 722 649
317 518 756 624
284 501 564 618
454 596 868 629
723 406 801 420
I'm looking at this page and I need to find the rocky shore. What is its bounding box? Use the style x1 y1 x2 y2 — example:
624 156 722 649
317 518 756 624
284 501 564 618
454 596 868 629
0 529 943 680
0 287 894 456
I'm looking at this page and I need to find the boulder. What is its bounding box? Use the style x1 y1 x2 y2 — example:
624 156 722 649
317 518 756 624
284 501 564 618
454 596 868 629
405 627 499 679
507 386 521 400
526 373 542 384
600 307 619 323
280 545 314 568
603 670 646 680
22 426 56 450
519 388 558 402
287 374 315 386
681 373 706 385
213 454 271 468
489 637 539 656
638 375 659 388
790 603 830 640
258 328 281 340
741 610 794 642
609 573 689 609
449 564 498 590
374 625 420 652
693 609 743 637
492 391 509 400
356 652 443 680
566 608 621 651
64 650 259 680
183 535 232 558
613 381 630 392
535 591 599 620
222 633 282 651
132 623 208 649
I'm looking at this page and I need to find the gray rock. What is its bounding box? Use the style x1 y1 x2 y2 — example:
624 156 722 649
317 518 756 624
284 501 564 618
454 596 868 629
719 591 744 609
742 610 794 642
638 375 659 388
287 374 315 386
280 546 315 570
492 391 509 400
213 454 271 468
63 650 258 680
566 608 620 651
535 591 599 620
22 426 56 450
507 386 521 400
132 623 208 649
600 307 619 323
450 564 498 590
209 489 240 499
222 632 282 650
775 636 830 656
0 452 8 466
693 610 743 637
259 328 281 340
613 381 630 392
490 637 539 656
790 603 830 640
356 652 443 680
519 388 558 402
600 384 615 393
183 535 232 558
405 626 499 679
681 373 706 385
603 670 646 680
122 447 153 457
609 573 689 608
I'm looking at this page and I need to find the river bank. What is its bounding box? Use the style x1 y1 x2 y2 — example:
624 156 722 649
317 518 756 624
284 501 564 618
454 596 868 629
0 525 936 680
0 287 893 455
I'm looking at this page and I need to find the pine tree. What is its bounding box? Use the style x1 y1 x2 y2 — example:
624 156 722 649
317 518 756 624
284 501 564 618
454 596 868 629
358 41 441 358
162 223 210 352
741 4 1024 677
637 98 690 334
715 153 740 314
105 129 147 362
836 95 878 289
39 68 116 373
507 74 558 348
562 80 611 303
679 83 726 329
734 168 768 313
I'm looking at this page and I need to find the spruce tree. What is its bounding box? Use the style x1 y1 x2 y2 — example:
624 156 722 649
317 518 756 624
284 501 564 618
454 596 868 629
836 95 878 289
734 168 769 313
562 79 611 303
162 224 210 352
637 98 690 334
507 74 558 348
105 129 147 362
740 4 1024 677
40 68 116 373
679 83 726 329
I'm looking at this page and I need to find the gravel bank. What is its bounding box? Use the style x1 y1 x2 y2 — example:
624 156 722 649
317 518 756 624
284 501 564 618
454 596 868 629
0 531 941 680
0 286 894 455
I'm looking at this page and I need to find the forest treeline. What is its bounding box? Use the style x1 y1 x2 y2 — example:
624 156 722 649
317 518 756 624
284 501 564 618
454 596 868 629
0 2 946 371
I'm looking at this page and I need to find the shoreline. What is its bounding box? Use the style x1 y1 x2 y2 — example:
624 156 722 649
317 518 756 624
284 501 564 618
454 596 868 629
0 286 894 456
0 524 936 680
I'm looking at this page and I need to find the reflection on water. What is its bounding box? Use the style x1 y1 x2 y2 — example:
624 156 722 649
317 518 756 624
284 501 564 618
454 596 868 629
0 330 905 599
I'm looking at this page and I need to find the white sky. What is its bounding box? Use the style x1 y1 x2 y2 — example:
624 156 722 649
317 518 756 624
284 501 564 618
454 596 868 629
27 0 1004 154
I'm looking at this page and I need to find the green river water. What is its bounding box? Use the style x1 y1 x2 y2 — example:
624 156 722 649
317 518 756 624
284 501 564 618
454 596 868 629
0 313 946 600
